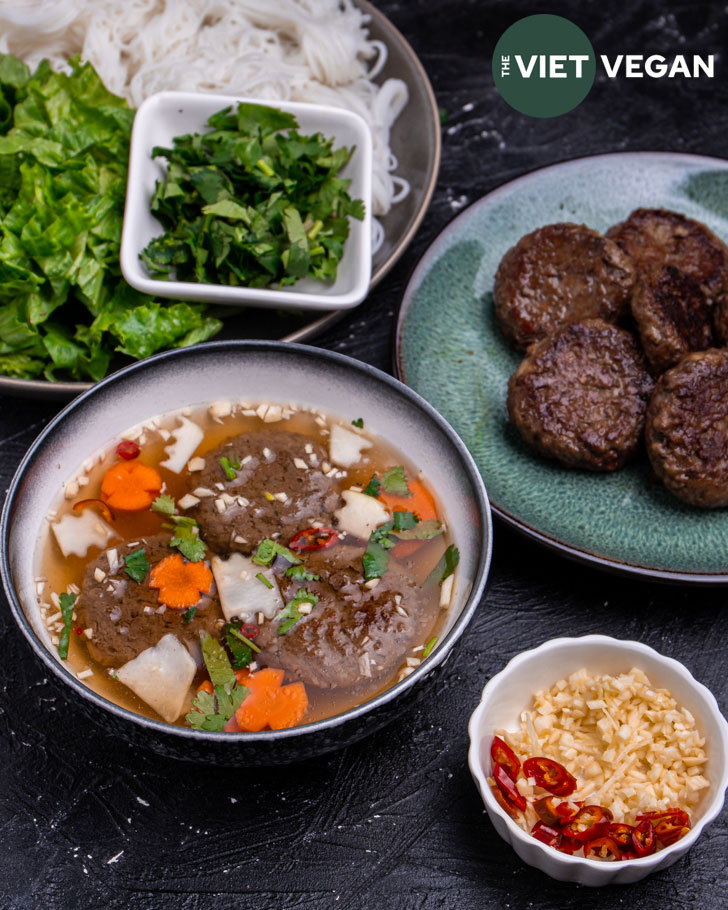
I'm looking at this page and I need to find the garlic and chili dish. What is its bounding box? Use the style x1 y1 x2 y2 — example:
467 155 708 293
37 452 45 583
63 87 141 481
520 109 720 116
468 635 728 886
34 396 459 731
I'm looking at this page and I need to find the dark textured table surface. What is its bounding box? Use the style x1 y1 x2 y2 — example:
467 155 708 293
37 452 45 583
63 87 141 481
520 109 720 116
1 1 727 907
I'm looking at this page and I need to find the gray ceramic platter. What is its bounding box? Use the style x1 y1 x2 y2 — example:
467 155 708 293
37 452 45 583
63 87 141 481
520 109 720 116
1 341 491 763
0 0 440 401
396 151 728 584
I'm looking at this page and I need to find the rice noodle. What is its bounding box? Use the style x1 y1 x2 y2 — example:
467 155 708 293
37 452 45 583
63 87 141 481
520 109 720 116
0 0 411 252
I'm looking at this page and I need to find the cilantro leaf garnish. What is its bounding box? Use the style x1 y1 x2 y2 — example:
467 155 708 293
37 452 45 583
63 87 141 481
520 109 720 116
220 455 240 481
285 564 320 582
252 538 300 567
57 592 76 660
391 511 419 531
124 548 150 583
351 418 364 428
228 624 261 654
362 538 390 581
226 623 253 670
362 475 381 497
380 467 412 497
150 494 176 516
185 634 248 731
275 589 319 635
394 518 443 540
424 544 460 586
182 606 197 625
162 515 206 562
361 512 442 579
362 467 412 498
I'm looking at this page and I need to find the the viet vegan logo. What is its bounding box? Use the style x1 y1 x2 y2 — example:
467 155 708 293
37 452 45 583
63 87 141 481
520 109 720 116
493 14 715 118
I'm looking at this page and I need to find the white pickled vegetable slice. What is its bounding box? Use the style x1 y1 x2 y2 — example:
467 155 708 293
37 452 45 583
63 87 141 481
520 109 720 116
51 509 115 558
210 553 282 623
117 634 196 723
334 490 389 540
329 424 372 468
160 417 204 474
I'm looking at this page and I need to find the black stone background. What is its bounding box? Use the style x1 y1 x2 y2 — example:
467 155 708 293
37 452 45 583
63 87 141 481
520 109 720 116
1 1 727 907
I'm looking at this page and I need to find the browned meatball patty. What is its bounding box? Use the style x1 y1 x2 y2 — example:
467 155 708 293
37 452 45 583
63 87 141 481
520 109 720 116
257 545 428 689
631 265 716 373
186 430 341 556
607 208 728 306
493 223 635 349
77 534 222 667
645 349 728 507
508 320 654 471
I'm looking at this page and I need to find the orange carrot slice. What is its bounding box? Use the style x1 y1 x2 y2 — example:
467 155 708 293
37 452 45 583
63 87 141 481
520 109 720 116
101 460 162 511
149 554 213 608
379 479 439 558
234 667 308 732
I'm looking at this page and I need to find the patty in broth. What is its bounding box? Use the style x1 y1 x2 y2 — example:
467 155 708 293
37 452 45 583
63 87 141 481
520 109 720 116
36 400 459 732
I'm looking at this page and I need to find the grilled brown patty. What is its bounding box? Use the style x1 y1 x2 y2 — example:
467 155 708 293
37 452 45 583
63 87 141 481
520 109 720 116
507 319 654 471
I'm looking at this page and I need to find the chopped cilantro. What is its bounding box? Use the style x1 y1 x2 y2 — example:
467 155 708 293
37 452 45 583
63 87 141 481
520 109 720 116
220 455 240 481
227 624 261 654
380 466 412 496
124 548 150 583
362 467 412 498
252 538 300 567
150 494 176 516
285 564 320 582
256 571 274 589
422 637 438 659
362 538 391 581
182 606 197 625
276 589 319 635
185 634 248 731
395 518 443 540
226 623 253 670
362 475 381 497
391 511 419 531
424 544 460 586
163 515 206 562
351 417 364 428
57 592 76 660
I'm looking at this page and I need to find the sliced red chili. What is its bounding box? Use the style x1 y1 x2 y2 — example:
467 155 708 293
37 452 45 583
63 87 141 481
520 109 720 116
75 626 84 636
606 823 635 849
522 756 577 796
620 850 638 860
584 836 621 862
491 736 520 781
531 821 562 847
562 805 613 842
117 440 140 460
493 762 527 812
534 796 579 826
636 808 691 829
289 527 338 551
632 819 657 857
73 498 115 523
241 623 259 640
487 779 520 820
556 835 583 855
654 819 691 847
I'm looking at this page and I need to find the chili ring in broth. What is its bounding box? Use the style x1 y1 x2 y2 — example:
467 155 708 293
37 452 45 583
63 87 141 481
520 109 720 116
36 399 458 731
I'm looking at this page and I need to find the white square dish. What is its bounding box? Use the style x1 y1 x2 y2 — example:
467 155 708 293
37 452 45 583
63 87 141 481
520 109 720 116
121 91 373 310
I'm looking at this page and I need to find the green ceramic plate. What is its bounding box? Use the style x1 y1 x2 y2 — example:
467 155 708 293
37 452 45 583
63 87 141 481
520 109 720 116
395 152 728 583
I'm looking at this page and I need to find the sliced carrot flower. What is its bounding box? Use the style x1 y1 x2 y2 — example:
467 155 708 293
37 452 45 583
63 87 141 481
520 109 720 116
101 460 162 511
234 667 308 732
149 553 213 608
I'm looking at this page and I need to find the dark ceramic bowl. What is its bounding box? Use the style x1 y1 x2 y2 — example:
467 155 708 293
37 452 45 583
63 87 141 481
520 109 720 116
1 342 492 765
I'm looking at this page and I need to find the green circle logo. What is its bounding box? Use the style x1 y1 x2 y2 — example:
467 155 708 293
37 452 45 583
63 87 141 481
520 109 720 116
493 15 596 118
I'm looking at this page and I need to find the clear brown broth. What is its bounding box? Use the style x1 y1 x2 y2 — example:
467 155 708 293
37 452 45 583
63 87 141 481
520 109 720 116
37 403 453 728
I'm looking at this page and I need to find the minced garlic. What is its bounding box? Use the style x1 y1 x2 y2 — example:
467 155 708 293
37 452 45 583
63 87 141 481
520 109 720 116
496 667 709 827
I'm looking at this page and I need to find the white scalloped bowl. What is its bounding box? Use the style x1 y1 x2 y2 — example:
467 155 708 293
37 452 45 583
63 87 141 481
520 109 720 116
467 635 728 886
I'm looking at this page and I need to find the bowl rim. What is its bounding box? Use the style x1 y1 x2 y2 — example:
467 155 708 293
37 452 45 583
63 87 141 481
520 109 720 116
120 90 373 309
1 339 493 743
467 633 728 868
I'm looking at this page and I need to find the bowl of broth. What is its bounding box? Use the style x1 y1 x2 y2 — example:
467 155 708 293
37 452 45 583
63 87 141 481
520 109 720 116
1 341 491 764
